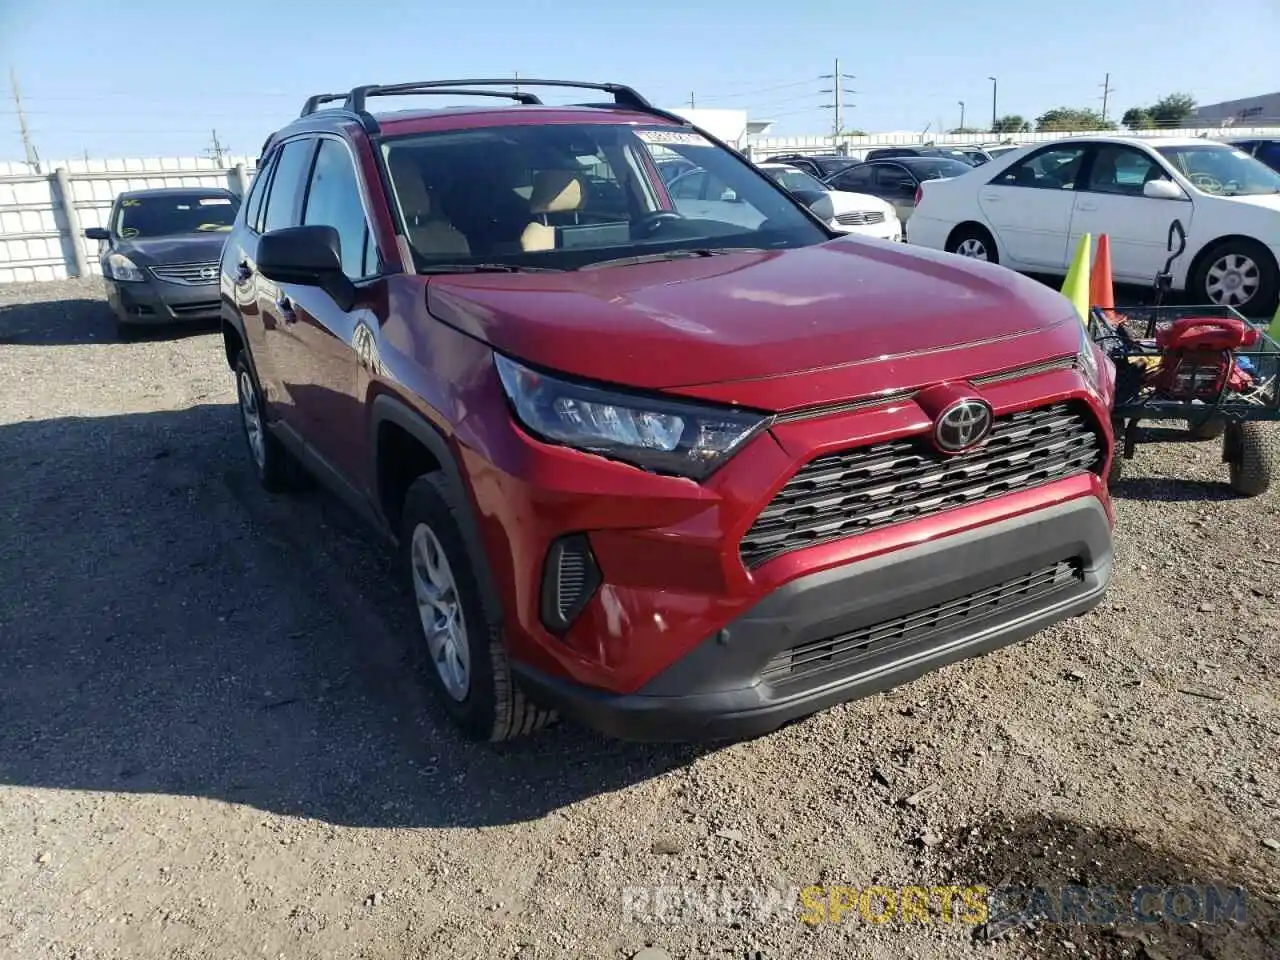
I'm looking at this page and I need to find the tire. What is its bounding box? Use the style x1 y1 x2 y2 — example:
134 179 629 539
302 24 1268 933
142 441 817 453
1186 415 1227 440
1106 418 1125 485
1224 422 1279 497
400 473 554 742
1190 238 1279 318
233 350 306 493
945 224 999 265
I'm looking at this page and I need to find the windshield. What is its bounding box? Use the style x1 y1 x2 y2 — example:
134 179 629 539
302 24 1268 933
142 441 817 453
1154 143 1280 197
899 157 974 181
380 123 828 271
113 193 239 239
763 167 826 193
814 157 858 176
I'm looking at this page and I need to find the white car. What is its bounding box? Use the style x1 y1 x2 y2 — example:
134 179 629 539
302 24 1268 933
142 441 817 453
665 163 902 242
906 135 1280 315
757 163 903 241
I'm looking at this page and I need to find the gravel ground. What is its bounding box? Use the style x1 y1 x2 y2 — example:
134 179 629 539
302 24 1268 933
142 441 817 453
1 277 1278 960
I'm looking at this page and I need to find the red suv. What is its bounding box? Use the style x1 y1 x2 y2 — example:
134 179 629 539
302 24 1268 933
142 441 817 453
218 79 1117 743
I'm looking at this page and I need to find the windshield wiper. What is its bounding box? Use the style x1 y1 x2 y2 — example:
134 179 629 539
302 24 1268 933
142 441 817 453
417 262 564 274
580 247 768 271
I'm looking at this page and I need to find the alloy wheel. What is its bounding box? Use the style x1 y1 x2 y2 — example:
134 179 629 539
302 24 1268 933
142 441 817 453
411 522 471 701
237 369 266 471
955 237 989 260
1205 253 1260 307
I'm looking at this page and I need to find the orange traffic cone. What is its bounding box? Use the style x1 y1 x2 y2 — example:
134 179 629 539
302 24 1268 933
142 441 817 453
1091 234 1115 323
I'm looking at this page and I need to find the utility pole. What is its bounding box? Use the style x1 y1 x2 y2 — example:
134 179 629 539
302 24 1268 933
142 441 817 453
819 58 857 143
9 68 41 173
1099 73 1113 123
689 92 695 109
205 129 226 166
513 70 520 95
958 101 966 131
988 76 998 131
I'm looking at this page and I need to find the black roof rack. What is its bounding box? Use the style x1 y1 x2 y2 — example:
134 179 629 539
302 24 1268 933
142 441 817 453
293 78 691 135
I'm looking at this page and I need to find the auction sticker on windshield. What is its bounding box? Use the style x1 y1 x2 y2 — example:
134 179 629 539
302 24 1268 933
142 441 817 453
636 130 713 148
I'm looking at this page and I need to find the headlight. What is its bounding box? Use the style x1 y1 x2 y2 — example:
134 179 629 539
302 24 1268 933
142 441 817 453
1076 319 1102 387
494 354 769 480
105 253 145 282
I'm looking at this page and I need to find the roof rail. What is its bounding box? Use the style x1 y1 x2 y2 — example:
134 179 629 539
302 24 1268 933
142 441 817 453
344 78 656 115
348 83 544 107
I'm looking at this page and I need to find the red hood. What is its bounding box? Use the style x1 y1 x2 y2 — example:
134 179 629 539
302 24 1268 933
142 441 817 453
425 238 1084 411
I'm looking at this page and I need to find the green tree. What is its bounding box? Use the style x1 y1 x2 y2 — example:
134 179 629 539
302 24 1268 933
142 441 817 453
948 127 985 135
1035 107 1115 132
1122 107 1154 130
1150 92 1197 127
993 115 1031 133
1123 93 1197 129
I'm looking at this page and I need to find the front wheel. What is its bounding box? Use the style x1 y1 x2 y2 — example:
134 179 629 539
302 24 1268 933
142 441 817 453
400 473 554 741
1191 239 1279 317
946 224 999 264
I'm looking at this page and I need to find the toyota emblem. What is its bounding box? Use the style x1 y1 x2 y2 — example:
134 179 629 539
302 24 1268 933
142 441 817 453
200 266 216 281
933 398 993 453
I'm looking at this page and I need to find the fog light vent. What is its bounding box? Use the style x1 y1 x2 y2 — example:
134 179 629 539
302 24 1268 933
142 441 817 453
540 534 602 635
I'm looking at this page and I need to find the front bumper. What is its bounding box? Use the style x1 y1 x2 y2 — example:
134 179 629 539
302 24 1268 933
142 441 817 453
514 495 1112 742
106 277 221 325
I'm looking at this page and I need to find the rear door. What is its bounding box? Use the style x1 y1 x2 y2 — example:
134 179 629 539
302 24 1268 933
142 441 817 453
871 163 919 221
977 142 1090 272
1068 143 1194 284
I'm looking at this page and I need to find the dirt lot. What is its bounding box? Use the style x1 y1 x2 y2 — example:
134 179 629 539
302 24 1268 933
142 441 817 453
1 277 1278 960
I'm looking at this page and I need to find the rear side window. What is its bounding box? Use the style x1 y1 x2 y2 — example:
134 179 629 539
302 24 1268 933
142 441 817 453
262 139 315 233
830 166 873 191
243 152 277 233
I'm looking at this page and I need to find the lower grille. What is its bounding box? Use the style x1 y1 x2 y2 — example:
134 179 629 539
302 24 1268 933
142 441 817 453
170 300 219 316
835 210 887 226
761 559 1082 687
150 261 219 285
741 402 1103 567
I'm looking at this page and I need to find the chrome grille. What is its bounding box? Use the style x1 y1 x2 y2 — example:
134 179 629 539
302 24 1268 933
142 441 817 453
149 261 219 285
740 402 1103 568
834 210 887 226
761 559 1083 686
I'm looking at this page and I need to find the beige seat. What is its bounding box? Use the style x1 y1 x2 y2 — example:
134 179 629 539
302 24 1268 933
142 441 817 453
520 170 586 252
386 153 470 257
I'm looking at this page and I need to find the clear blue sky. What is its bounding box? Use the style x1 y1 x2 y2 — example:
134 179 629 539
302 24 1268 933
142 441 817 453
2 0 1276 162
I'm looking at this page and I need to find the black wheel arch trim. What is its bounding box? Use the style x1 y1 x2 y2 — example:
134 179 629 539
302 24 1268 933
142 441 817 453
369 393 506 625
1186 234 1278 293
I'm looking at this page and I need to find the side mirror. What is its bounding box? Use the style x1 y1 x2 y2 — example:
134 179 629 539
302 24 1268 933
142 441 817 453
1143 179 1185 201
257 225 356 311
84 227 110 241
792 189 835 220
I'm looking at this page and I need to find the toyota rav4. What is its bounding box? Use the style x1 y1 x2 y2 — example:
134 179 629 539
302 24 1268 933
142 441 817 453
219 78 1117 743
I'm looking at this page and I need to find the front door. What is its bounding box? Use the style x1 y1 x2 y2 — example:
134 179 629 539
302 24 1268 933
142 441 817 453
253 137 318 433
1068 143 1194 284
978 143 1089 272
267 136 381 486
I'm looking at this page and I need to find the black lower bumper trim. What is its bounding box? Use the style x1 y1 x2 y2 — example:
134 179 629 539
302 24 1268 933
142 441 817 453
513 496 1113 743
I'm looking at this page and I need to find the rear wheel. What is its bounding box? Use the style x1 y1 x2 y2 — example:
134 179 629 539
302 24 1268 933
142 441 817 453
1186 415 1227 440
946 224 999 264
1224 421 1279 496
234 351 306 493
400 473 554 741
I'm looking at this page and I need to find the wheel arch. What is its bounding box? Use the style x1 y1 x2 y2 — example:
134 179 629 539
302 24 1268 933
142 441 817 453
220 301 247 371
369 393 506 625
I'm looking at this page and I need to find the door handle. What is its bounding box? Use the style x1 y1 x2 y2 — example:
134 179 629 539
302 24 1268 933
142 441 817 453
1077 200 1099 211
980 192 1000 202
276 295 296 323
235 259 253 284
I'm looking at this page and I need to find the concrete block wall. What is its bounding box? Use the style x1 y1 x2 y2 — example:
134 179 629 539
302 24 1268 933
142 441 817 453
0 156 257 284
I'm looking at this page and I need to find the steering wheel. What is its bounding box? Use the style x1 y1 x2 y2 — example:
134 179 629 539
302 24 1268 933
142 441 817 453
1188 172 1223 194
634 211 687 237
